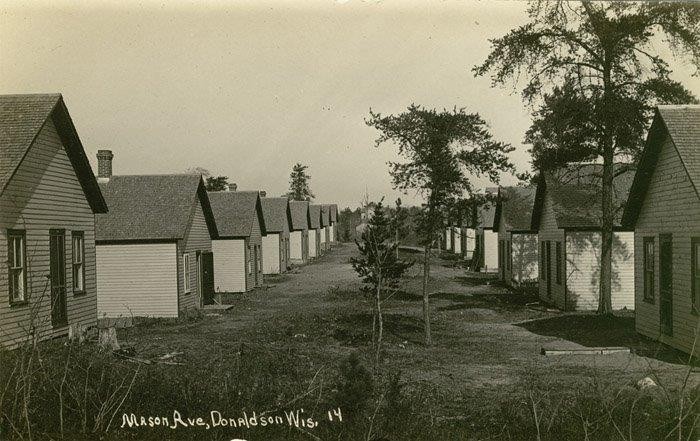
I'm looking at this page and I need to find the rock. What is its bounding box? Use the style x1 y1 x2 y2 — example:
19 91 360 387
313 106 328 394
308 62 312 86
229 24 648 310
636 376 657 390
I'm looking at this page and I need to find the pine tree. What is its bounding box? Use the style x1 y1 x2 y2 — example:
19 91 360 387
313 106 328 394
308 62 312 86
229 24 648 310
287 163 314 201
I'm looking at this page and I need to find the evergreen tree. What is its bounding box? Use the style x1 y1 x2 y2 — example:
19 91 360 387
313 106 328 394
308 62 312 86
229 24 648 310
287 163 315 201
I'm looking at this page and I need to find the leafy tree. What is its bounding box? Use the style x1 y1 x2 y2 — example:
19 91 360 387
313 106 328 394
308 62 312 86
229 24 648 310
474 1 699 313
287 163 314 201
391 198 411 258
205 176 229 191
366 105 514 345
351 201 413 369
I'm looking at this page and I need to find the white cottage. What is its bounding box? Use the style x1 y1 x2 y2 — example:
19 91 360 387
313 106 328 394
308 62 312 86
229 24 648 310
261 197 292 274
532 164 636 311
622 105 700 354
289 200 310 264
0 94 108 348
95 155 219 319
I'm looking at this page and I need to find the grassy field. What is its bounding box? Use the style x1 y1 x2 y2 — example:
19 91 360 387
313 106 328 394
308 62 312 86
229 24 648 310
1 244 698 440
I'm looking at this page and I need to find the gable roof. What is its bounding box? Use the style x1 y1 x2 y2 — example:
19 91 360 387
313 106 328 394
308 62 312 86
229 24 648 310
208 190 265 238
329 204 338 222
320 205 330 227
493 186 536 232
623 105 700 227
289 200 310 231
96 174 217 241
532 163 636 230
261 197 291 233
0 93 107 213
309 204 321 229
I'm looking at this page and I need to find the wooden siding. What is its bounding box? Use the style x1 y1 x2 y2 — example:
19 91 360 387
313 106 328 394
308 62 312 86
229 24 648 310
512 233 538 285
212 239 247 293
177 197 212 311
246 212 263 288
453 228 462 254
329 224 335 243
0 120 98 348
482 229 498 272
565 231 635 311
290 230 308 263
462 228 475 260
263 233 281 274
634 135 700 354
96 243 178 318
445 228 452 250
537 192 566 305
309 229 318 258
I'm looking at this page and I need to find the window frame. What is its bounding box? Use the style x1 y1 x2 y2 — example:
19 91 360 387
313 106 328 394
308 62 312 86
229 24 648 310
643 237 655 304
555 241 562 285
183 253 191 293
692 237 699 314
7 229 28 305
71 231 86 295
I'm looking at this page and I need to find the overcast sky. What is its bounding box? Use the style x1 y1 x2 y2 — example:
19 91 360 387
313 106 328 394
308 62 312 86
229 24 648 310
1 0 697 208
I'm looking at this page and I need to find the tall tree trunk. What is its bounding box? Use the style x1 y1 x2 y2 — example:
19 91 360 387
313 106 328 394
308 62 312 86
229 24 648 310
598 61 614 315
374 277 383 370
422 244 432 346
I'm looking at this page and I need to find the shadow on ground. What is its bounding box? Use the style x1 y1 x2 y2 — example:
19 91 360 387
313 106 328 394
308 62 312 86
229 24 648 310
518 314 698 366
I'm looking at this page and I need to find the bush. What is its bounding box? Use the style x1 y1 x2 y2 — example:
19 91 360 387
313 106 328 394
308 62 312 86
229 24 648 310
335 352 374 418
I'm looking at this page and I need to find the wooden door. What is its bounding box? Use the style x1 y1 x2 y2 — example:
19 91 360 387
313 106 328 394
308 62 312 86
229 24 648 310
201 251 215 305
545 241 552 298
50 229 67 327
659 234 673 336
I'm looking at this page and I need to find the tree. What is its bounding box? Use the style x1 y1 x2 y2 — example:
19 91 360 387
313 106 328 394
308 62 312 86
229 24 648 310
474 1 699 314
287 163 314 201
366 105 514 345
351 201 413 369
391 198 410 258
205 176 229 191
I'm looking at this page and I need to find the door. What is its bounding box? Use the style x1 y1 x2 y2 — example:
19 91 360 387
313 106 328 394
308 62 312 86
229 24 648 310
659 234 673 336
200 251 215 305
50 229 67 327
545 241 552 298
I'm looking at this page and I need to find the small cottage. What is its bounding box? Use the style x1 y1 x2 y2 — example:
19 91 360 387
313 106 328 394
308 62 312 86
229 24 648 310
622 105 700 354
474 203 498 272
308 204 322 258
493 186 538 287
209 191 266 294
532 164 636 311
95 155 218 319
261 197 292 274
0 94 108 348
320 205 331 252
289 200 310 264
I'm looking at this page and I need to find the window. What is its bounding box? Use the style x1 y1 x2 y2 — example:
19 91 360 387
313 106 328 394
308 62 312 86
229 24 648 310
643 237 655 302
555 241 562 285
8 230 27 303
183 253 191 293
540 241 547 280
247 246 252 275
692 238 700 313
72 232 85 293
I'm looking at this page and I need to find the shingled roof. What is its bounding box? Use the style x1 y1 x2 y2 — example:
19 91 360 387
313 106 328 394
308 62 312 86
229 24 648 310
320 205 330 227
0 93 107 213
261 197 291 233
289 200 310 231
533 163 636 230
208 191 265 238
493 186 536 232
623 105 700 227
96 174 217 241
309 205 321 229
329 204 338 222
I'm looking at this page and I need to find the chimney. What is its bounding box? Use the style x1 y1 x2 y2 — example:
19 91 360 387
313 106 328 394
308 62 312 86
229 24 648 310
260 190 266 197
97 150 113 182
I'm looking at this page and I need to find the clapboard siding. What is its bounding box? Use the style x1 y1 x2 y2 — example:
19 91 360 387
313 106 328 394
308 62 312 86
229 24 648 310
177 198 213 311
0 120 98 348
329 224 335 243
483 229 498 272
635 135 700 354
212 239 246 293
566 232 635 311
290 230 308 263
263 233 281 274
96 243 178 318
512 233 538 285
309 229 318 258
537 193 566 305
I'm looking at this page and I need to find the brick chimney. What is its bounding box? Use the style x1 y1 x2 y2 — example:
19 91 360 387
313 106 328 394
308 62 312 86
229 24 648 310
96 150 113 182
260 190 266 197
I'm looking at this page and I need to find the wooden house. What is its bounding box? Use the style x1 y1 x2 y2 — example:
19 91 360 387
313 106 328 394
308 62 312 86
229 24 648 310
289 200 310 264
95 154 218 319
209 191 266 294
532 164 636 311
622 105 700 354
308 205 322 258
475 203 498 272
261 197 292 274
320 205 331 252
0 94 108 348
493 186 538 287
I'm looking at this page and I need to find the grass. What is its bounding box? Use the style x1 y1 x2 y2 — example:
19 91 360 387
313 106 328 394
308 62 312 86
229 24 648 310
1 244 698 440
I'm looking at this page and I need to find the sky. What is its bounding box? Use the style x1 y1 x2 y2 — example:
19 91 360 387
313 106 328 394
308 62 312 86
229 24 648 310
1 0 697 209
